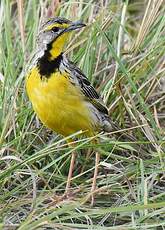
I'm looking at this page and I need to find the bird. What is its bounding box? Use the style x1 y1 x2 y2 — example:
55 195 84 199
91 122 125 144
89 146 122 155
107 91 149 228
25 17 117 204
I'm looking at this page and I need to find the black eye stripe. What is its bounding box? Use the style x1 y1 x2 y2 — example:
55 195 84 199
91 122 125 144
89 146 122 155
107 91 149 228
52 27 60 32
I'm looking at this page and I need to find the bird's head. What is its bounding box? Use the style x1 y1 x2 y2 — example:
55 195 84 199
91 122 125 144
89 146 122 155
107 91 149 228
37 17 86 59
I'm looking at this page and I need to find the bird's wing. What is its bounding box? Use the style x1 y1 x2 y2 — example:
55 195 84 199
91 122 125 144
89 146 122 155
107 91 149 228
68 62 108 115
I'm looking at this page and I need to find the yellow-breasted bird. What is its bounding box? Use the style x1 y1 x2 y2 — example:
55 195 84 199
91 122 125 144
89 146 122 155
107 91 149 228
26 17 114 203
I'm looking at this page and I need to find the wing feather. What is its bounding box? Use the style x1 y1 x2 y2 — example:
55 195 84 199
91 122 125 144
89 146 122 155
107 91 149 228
67 60 108 115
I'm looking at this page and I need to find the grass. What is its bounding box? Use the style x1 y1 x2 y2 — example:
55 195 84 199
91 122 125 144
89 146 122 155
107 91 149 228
0 0 165 229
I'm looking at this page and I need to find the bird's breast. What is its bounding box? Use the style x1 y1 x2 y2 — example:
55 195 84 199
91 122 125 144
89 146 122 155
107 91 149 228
26 67 95 136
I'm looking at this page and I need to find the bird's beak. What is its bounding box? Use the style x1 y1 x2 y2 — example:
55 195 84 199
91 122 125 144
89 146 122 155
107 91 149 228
64 20 86 33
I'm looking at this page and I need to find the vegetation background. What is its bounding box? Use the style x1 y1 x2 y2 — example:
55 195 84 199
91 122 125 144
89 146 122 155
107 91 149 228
0 0 165 229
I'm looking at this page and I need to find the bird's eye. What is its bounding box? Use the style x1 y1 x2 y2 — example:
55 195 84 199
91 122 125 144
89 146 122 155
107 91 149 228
52 27 60 32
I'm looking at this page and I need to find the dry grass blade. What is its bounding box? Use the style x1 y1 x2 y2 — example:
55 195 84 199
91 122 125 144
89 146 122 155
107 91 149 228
47 0 60 17
16 0 25 52
138 113 156 143
133 0 164 52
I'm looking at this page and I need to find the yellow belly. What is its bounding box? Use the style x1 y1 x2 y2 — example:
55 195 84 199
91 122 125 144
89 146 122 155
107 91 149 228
26 67 94 137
